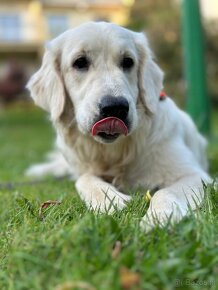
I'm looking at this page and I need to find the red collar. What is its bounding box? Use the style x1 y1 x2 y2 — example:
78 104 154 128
160 91 167 101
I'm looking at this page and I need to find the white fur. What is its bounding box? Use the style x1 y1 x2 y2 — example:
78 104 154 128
26 22 211 230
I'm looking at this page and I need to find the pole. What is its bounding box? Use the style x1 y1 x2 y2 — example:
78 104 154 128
182 0 210 135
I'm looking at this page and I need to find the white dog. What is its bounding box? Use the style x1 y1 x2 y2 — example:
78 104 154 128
26 22 211 230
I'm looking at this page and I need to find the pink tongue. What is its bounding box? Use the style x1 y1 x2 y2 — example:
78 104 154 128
92 117 128 136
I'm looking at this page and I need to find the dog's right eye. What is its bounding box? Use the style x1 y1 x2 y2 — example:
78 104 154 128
73 57 90 70
120 57 134 71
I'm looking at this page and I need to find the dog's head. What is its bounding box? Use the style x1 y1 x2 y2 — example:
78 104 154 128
27 22 163 143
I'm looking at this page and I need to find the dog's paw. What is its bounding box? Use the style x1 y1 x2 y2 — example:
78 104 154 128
89 189 132 214
25 151 73 178
140 189 189 232
75 174 131 214
101 190 132 213
140 206 186 232
77 185 131 214
25 162 73 178
25 164 51 178
140 210 171 232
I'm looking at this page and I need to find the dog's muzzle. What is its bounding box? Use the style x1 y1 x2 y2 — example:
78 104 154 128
92 96 129 141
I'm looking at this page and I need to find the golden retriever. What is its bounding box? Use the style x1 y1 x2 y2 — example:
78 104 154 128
26 22 211 230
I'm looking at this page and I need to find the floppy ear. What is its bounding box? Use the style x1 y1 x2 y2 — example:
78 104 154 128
27 48 66 120
135 33 164 114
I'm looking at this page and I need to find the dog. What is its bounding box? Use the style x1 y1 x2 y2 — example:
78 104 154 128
26 22 211 230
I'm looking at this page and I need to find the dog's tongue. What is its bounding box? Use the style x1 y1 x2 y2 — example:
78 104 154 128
92 117 128 136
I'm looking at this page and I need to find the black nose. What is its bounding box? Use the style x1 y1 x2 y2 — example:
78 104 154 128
99 96 129 121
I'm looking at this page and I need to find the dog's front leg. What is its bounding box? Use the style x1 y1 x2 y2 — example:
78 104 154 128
75 173 131 213
141 171 211 231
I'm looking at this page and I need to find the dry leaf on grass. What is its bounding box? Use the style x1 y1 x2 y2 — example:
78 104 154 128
39 200 61 219
111 240 122 259
120 267 141 290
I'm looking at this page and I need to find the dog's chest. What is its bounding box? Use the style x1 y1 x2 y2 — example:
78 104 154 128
57 124 171 190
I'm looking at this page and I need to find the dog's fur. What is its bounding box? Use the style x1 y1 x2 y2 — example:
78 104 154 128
26 22 211 230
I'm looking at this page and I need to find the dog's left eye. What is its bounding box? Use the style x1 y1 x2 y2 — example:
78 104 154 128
120 57 134 71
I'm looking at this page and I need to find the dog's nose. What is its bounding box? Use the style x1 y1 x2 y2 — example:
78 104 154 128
99 96 129 120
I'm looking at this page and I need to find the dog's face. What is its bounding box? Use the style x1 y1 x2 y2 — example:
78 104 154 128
27 22 163 144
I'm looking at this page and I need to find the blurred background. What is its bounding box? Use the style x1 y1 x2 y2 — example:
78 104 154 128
0 0 218 106
0 0 218 180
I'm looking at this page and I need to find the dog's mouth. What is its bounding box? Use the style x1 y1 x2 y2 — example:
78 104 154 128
92 117 128 142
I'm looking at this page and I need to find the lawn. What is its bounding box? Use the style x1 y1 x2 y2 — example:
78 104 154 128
0 103 218 290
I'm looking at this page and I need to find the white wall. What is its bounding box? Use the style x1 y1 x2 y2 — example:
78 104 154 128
200 0 218 20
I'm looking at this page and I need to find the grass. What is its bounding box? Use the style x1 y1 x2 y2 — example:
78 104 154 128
0 103 218 290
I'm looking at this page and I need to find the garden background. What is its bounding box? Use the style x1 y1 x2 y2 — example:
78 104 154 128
0 1 218 289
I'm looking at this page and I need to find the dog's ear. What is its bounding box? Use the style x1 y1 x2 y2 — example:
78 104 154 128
134 32 164 114
27 47 65 120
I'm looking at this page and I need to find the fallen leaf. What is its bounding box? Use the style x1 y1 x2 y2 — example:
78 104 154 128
39 200 61 219
41 200 61 209
120 267 141 289
112 240 122 259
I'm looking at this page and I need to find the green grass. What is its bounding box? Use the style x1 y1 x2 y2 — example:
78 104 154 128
0 103 218 290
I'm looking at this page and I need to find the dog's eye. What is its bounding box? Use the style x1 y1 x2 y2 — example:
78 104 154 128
120 57 134 71
73 56 90 70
